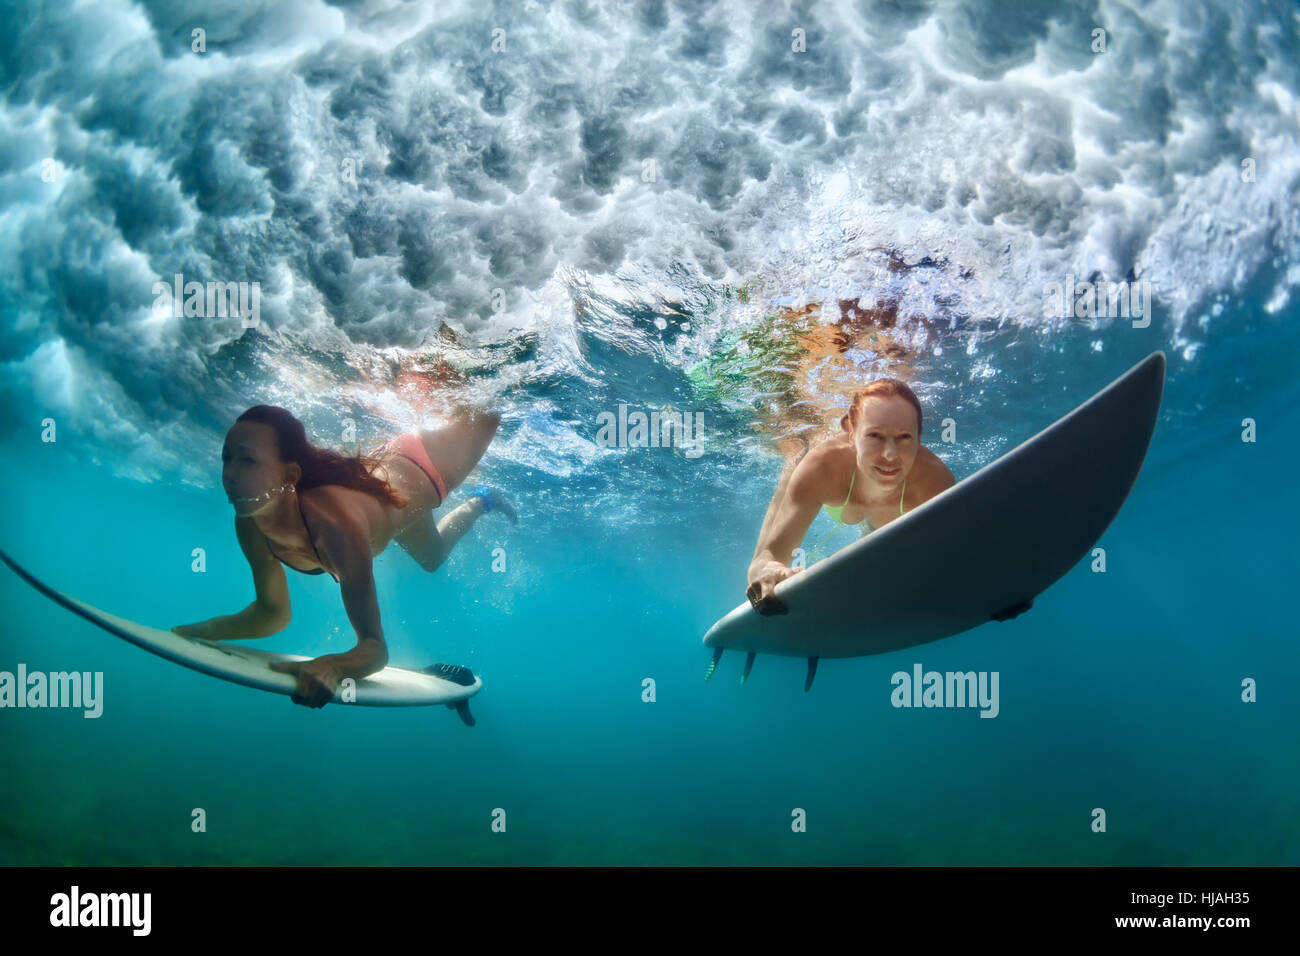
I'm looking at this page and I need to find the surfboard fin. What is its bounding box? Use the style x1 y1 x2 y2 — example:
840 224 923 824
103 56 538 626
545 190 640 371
804 656 818 692
444 699 475 726
425 663 477 725
705 648 723 680
741 652 755 684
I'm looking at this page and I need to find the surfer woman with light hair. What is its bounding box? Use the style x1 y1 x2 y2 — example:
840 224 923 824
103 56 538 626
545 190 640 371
746 378 956 615
172 405 516 709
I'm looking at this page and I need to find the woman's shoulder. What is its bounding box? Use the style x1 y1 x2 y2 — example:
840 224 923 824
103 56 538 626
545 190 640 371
790 438 853 500
914 445 957 495
297 485 378 557
803 435 854 467
297 484 363 527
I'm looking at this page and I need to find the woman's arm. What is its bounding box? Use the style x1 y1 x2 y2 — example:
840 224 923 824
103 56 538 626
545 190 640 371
265 501 389 708
171 515 291 639
750 443 808 563
747 464 821 579
304 503 388 680
173 601 287 640
746 455 824 613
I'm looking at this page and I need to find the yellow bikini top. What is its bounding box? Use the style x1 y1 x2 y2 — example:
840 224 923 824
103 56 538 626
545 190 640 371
824 469 906 525
805 469 907 565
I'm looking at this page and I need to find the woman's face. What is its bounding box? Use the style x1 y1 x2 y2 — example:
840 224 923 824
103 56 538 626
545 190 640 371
221 421 299 516
851 396 919 485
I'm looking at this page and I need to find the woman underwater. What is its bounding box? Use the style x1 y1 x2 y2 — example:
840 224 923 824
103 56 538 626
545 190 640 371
171 404 516 709
746 378 957 614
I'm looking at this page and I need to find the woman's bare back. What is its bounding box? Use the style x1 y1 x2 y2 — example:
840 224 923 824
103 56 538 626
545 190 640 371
267 452 436 575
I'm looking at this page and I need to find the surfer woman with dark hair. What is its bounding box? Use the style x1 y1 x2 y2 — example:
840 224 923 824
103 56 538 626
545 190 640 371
746 379 956 615
172 405 516 708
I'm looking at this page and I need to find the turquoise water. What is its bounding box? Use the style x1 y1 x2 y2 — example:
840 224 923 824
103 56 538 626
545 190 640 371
2 0 1299 865
4 310 1298 866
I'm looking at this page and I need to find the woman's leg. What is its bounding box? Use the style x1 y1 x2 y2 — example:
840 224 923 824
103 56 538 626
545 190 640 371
417 408 501 496
394 499 487 573
392 408 503 572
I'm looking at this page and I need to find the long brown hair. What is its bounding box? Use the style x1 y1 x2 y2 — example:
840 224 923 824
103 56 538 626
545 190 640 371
235 405 408 508
841 378 923 442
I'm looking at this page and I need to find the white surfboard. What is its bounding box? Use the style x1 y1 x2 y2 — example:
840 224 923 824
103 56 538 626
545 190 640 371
704 351 1166 662
0 548 482 710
